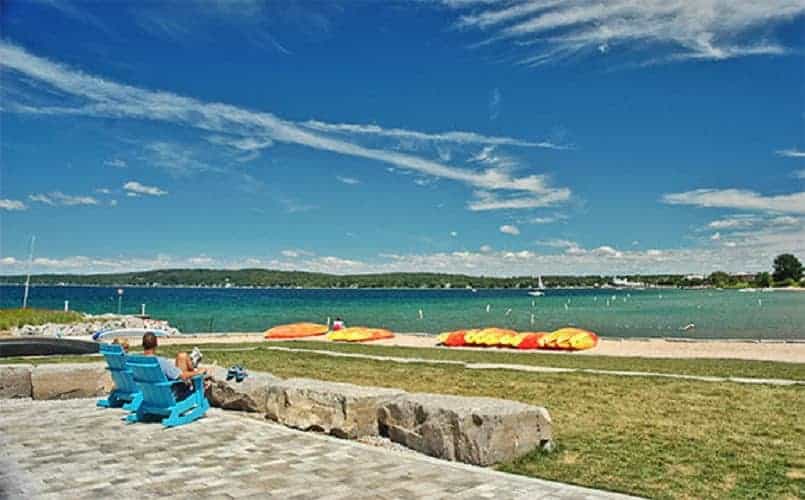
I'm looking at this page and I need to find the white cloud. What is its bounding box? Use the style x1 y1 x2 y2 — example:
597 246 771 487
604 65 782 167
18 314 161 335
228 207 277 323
468 189 571 211
663 188 805 214
795 170 805 179
300 120 565 149
187 256 215 266
448 1 805 65
0 42 571 211
1 257 18 265
707 216 757 229
776 148 805 158
95 188 112 194
499 224 520 235
450 231 458 237
104 158 127 168
479 244 493 253
336 176 360 185
144 142 222 176
123 181 168 197
0 199 27 211
281 250 300 258
109 199 118 207
28 192 99 206
710 232 721 241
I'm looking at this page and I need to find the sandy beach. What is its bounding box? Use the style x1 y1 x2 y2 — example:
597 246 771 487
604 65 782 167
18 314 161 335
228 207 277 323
156 332 805 363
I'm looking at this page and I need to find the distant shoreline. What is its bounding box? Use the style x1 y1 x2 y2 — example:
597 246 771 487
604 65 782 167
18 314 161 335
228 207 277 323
2 283 803 292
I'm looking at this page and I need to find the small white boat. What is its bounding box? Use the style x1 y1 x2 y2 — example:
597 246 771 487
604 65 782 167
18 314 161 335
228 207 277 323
527 275 546 296
92 328 172 341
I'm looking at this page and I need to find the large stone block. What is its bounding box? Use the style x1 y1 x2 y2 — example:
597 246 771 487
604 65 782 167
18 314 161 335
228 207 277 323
378 393 552 466
208 366 280 412
266 378 405 439
31 362 113 400
0 364 33 399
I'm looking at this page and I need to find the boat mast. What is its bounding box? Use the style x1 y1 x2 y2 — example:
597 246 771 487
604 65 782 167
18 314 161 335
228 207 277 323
22 235 35 308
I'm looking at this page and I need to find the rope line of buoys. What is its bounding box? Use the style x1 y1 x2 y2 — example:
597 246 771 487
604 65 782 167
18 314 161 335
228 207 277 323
437 327 598 351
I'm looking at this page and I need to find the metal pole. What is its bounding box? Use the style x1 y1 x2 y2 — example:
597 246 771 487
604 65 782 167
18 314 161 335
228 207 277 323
22 236 35 309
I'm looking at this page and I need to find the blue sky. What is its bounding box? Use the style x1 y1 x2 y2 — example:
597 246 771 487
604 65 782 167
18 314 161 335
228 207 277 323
1 0 804 276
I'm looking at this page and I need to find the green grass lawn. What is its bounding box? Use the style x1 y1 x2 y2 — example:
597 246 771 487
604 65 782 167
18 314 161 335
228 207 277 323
225 340 805 381
0 308 83 330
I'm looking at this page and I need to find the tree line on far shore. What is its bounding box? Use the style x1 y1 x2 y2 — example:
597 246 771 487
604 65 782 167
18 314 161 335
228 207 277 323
0 254 801 290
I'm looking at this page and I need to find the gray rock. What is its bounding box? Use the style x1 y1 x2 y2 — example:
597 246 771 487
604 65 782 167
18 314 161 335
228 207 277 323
266 378 405 439
207 366 280 412
377 393 552 466
0 364 33 399
31 362 113 400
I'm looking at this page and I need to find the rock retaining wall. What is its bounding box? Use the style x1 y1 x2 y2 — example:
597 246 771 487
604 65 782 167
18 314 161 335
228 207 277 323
0 362 553 466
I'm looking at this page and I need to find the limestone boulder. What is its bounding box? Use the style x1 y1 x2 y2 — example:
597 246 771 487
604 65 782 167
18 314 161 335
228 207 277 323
31 362 112 400
266 378 405 439
378 393 552 466
207 366 280 412
0 364 33 399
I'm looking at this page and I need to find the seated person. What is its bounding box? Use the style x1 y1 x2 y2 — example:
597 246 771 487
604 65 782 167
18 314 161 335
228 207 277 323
141 332 209 400
332 317 345 331
111 337 130 353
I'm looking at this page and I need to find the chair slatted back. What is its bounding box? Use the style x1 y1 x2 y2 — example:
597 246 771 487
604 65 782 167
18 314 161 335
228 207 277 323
99 343 139 395
125 354 177 411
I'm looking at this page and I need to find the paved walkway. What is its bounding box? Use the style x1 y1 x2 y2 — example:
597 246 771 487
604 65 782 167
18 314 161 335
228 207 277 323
258 346 805 386
0 398 638 500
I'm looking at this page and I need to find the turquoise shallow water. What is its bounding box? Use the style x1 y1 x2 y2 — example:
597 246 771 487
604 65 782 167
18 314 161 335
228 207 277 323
1 285 803 339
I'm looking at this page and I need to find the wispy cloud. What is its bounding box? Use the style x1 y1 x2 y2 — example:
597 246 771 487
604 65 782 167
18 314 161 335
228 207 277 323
499 224 520 235
336 176 361 185
28 192 99 206
663 188 805 214
299 119 566 149
0 199 28 211
776 148 805 158
795 170 805 179
123 181 167 197
446 1 805 65
488 87 502 120
144 142 222 176
1 42 571 212
104 158 127 168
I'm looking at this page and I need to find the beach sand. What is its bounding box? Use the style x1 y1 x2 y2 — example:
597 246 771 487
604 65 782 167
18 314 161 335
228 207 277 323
156 332 805 363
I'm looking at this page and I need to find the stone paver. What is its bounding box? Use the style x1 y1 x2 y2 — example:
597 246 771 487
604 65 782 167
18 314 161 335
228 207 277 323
0 398 638 499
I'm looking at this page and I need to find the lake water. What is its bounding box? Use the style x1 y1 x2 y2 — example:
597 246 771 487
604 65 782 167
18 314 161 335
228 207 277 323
1 285 803 339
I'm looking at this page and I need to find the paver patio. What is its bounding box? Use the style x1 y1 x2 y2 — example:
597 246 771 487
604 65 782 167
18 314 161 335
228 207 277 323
0 398 638 499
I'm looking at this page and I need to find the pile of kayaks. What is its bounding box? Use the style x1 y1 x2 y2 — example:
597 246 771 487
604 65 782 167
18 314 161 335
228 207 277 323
264 323 394 343
437 327 598 351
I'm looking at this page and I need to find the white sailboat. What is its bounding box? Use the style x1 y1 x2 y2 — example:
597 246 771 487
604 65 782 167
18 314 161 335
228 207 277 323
528 276 546 296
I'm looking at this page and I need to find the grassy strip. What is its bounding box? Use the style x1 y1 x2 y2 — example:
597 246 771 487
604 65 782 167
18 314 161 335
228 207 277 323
0 308 83 330
265 341 805 381
3 339 804 381
3 347 804 498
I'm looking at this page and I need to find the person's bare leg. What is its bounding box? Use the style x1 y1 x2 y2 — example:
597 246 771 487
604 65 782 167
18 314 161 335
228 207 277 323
175 351 193 371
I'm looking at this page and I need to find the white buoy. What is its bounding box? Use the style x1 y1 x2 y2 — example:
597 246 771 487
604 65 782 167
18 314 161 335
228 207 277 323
141 304 146 316
530 313 535 325
64 300 69 312
505 308 512 316
564 303 569 311
327 316 331 327
418 309 424 320
758 299 762 307
486 304 491 313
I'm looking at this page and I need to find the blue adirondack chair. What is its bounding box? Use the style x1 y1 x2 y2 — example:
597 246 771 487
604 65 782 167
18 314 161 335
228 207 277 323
124 354 209 427
97 343 143 411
